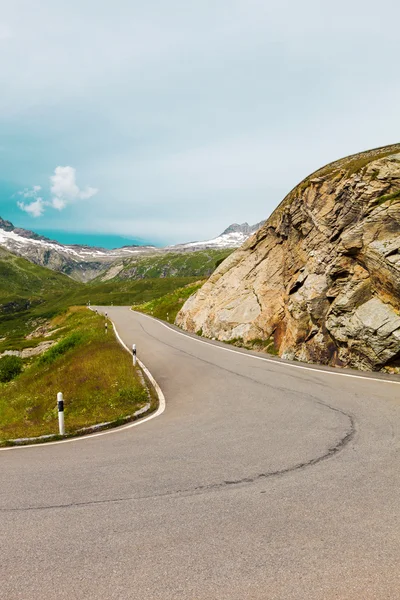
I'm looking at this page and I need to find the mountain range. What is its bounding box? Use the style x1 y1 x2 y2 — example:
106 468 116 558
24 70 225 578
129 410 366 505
0 218 264 282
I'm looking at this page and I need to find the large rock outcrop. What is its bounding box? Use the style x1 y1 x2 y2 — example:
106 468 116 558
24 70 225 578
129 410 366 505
176 144 400 371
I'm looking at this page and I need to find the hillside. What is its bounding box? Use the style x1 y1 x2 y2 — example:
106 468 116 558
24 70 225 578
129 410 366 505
177 143 400 372
98 248 233 281
0 247 80 309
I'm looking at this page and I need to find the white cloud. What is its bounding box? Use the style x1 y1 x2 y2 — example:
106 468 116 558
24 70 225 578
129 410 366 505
51 197 67 211
17 197 45 217
17 185 44 217
18 185 42 199
16 168 98 217
50 166 98 210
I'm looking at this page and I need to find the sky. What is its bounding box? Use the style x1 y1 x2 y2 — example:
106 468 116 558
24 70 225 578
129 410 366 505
0 0 399 247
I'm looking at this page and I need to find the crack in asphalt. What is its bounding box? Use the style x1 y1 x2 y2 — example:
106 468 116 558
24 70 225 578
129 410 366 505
1 409 355 513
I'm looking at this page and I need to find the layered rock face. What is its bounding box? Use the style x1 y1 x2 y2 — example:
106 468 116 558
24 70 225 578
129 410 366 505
177 145 400 371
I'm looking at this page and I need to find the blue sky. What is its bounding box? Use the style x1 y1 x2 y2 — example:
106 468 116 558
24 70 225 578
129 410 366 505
1 0 399 246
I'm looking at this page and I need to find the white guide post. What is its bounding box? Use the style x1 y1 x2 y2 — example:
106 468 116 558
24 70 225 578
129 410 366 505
132 344 137 367
57 392 65 435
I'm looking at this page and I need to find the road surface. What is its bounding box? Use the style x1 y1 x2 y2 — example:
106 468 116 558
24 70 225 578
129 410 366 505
1 307 400 599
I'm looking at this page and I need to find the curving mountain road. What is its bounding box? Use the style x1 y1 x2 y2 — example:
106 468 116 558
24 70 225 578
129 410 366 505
1 307 400 599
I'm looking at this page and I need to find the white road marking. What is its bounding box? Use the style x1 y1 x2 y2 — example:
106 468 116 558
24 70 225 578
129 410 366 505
132 310 400 387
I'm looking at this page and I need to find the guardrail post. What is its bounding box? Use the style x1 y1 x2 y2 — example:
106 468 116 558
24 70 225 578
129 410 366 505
57 392 65 435
132 344 137 367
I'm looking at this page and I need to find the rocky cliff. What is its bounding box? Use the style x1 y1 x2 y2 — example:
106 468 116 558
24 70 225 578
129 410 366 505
177 144 400 372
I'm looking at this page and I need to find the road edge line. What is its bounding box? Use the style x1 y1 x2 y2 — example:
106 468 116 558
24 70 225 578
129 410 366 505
131 309 400 386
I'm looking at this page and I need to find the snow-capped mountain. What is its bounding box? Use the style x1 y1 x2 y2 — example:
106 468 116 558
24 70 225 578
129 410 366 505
0 218 158 282
168 221 265 251
0 218 265 282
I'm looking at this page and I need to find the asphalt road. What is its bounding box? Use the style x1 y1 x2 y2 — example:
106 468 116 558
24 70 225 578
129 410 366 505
1 307 400 599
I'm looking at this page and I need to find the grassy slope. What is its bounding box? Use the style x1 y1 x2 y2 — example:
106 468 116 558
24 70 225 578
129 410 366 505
0 248 84 351
0 308 151 442
133 281 205 322
109 248 233 280
0 247 79 303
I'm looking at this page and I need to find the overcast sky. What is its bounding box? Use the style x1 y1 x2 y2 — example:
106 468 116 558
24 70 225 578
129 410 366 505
1 0 399 244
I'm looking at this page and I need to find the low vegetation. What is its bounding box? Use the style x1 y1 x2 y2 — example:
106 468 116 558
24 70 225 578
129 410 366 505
132 281 205 322
0 308 152 443
0 274 199 354
0 247 79 304
0 355 23 383
375 189 400 205
107 248 233 281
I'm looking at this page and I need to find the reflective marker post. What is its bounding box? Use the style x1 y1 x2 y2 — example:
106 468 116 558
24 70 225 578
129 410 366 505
57 392 65 435
132 344 137 367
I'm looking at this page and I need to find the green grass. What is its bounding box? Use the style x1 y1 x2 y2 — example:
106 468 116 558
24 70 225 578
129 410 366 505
0 274 199 354
375 189 400 205
0 247 80 304
132 281 205 322
0 307 151 442
82 276 199 305
37 331 83 365
99 248 234 281
0 355 23 382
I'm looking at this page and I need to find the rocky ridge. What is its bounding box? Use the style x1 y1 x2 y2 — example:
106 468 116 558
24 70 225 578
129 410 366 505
177 144 400 372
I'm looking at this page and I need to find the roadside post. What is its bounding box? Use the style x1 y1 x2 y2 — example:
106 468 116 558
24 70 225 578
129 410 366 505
132 344 137 367
57 392 65 435
105 321 108 333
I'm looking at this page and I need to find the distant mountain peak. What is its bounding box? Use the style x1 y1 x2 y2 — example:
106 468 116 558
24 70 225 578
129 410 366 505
0 217 15 232
222 221 264 236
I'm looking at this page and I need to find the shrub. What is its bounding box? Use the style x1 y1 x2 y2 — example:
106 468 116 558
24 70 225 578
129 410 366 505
38 332 83 366
0 355 23 382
